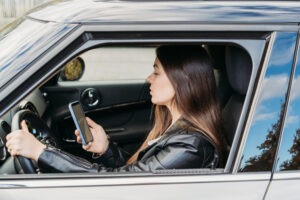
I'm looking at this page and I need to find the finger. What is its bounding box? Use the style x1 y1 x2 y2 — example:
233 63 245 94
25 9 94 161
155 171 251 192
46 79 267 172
10 149 18 157
74 130 80 136
74 130 83 143
6 130 18 141
6 141 10 149
86 117 98 128
6 133 12 141
6 133 20 151
6 140 15 149
7 143 15 155
21 120 29 132
6 143 11 152
82 142 92 150
77 136 82 144
6 133 16 147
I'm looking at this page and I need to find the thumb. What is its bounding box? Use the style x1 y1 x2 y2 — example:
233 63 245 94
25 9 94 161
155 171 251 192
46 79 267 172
21 120 29 132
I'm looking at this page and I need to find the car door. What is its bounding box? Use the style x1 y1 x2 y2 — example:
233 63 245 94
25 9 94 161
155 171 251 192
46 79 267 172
0 25 297 199
264 29 300 200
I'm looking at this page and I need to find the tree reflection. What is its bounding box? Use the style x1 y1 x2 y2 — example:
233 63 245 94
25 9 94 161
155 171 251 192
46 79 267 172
280 128 300 170
241 100 286 172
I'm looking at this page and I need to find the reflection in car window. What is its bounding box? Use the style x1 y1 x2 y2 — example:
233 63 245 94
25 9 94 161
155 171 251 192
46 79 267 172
276 39 300 171
239 32 297 172
0 18 75 89
60 47 155 82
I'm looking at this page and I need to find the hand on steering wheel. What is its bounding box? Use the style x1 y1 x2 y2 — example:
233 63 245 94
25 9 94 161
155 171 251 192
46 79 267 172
7 110 57 174
6 120 45 160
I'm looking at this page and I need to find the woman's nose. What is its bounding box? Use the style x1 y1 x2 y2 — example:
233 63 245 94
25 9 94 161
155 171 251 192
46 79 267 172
146 74 152 83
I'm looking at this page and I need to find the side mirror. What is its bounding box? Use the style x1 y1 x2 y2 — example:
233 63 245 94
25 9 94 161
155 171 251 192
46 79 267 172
60 57 85 81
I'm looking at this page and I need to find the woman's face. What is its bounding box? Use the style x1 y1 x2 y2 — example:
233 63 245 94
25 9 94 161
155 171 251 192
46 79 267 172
146 57 175 107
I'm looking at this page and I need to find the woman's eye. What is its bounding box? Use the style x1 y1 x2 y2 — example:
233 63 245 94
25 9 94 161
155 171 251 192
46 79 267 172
154 72 159 75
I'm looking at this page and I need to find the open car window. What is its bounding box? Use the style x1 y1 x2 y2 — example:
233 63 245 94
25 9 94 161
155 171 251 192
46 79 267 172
0 36 267 177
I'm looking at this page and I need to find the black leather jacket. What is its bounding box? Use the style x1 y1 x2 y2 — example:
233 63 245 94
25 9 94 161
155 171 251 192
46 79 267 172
37 119 219 173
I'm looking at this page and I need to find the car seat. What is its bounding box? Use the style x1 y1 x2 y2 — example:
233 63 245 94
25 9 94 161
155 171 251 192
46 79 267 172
208 45 232 109
222 45 252 146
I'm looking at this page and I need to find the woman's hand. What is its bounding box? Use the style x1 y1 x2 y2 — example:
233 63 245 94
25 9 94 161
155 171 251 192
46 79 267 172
74 117 109 155
6 120 46 161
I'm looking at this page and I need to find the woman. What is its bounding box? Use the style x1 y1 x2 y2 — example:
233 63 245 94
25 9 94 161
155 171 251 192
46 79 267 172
6 45 227 173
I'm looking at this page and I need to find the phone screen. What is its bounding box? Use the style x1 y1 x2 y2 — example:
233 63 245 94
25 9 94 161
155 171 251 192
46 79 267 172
69 101 93 145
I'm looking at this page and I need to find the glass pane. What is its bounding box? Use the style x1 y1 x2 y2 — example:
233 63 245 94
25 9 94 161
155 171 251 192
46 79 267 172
239 32 297 172
276 37 300 171
0 18 74 88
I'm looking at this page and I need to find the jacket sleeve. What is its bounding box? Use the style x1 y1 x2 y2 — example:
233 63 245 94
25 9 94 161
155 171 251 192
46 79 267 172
37 141 129 173
94 141 131 168
37 134 218 173
121 133 219 172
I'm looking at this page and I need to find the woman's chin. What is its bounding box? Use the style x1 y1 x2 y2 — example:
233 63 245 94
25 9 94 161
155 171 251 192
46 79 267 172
151 97 168 106
151 100 164 106
151 98 158 105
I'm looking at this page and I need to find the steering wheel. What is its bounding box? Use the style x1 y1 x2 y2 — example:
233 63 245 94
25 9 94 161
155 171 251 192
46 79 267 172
11 109 57 174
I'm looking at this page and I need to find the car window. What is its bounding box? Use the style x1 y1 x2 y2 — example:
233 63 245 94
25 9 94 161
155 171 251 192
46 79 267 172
239 32 297 172
54 39 267 169
0 30 268 177
59 47 155 82
275 37 300 171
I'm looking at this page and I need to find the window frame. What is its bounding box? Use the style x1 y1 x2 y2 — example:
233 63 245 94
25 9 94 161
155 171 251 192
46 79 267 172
1 26 270 180
34 32 266 175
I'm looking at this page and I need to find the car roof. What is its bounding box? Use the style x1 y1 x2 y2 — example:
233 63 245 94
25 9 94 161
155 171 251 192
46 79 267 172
27 0 300 24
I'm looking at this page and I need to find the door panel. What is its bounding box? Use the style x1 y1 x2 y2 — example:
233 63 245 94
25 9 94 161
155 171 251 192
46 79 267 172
42 82 152 160
0 173 270 200
265 173 300 200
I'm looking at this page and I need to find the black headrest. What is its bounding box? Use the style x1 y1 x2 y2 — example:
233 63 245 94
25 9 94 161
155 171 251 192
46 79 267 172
208 45 226 70
225 46 252 95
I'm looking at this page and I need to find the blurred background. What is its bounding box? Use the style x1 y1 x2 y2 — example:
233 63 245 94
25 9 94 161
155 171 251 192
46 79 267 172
0 0 51 29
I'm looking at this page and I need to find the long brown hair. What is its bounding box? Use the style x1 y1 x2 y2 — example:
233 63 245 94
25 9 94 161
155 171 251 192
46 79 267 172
127 45 227 164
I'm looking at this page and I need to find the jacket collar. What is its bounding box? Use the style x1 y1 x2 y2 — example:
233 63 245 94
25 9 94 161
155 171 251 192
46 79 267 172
138 118 199 160
163 118 192 137
145 119 188 147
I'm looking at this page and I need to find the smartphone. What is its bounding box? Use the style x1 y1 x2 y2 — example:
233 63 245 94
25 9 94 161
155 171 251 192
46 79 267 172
68 101 93 146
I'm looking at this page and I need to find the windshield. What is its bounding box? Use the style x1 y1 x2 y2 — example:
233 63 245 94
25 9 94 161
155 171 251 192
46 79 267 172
0 17 75 90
